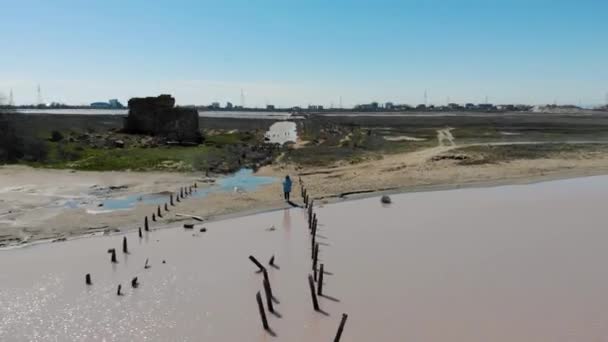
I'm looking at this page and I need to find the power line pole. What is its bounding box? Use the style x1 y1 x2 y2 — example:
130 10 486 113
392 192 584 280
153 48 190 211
424 89 428 106
9 89 14 106
240 89 245 108
37 84 43 106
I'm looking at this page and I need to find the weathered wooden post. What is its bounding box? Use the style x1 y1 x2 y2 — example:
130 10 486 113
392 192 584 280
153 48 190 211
117 284 123 296
144 258 150 269
157 205 162 218
308 274 320 311
110 248 117 263
256 291 270 331
263 279 274 313
170 194 174 206
334 314 348 341
180 187 184 198
313 243 319 281
194 182 198 189
138 227 143 238
131 277 139 288
176 193 181 202
248 255 265 272
317 263 324 295
164 203 169 211
152 213 156 222
85 273 92 285
144 216 149 231
122 236 128 254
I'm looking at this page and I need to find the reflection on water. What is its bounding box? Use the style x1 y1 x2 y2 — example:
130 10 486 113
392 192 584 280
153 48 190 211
3 176 608 341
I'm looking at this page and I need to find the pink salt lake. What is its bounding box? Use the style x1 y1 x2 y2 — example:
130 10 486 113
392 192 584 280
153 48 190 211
2 176 608 341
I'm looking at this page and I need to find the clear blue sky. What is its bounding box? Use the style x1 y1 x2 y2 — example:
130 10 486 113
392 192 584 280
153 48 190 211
1 0 607 107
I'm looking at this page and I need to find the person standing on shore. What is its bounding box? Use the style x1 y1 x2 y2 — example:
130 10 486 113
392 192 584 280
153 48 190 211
283 175 292 201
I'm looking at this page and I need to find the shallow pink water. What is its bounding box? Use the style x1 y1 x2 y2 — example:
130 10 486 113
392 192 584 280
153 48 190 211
2 176 608 341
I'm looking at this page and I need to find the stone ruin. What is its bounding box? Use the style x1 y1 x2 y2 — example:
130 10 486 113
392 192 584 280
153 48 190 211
124 94 201 143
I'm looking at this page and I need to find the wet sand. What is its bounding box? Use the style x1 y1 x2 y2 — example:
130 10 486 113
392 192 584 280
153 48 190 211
2 175 608 341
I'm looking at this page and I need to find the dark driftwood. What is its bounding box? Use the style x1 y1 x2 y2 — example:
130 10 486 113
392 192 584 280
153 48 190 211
85 273 92 285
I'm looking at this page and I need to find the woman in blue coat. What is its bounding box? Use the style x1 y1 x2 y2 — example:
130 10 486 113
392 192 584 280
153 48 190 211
283 175 292 201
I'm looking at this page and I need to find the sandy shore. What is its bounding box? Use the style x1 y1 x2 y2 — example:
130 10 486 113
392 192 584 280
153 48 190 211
3 143 608 247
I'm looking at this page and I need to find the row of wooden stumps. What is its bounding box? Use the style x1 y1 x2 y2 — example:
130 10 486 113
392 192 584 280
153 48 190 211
143 182 199 232
250 255 278 333
303 180 349 341
241 178 344 340
86 182 199 297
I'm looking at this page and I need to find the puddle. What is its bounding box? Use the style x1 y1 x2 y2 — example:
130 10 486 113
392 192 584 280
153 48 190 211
89 169 276 213
264 121 297 144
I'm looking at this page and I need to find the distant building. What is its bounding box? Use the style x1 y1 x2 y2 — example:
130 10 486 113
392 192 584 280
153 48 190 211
124 94 200 143
308 105 324 111
385 102 394 110
109 99 124 108
465 103 476 110
447 103 463 110
91 99 124 109
226 102 233 109
415 104 427 111
210 102 220 109
477 103 495 111
354 102 379 111
266 104 275 110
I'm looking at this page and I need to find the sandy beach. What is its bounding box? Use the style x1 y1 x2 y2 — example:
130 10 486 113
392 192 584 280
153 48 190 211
3 141 608 247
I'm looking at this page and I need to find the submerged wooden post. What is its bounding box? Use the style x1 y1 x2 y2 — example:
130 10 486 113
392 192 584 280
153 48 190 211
110 248 117 263
85 273 92 285
334 313 348 342
138 227 142 238
317 263 324 296
248 255 265 272
308 274 320 311
131 277 139 288
117 284 123 296
256 291 270 331
262 269 275 302
313 243 319 279
144 216 149 231
122 236 128 254
263 278 274 313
